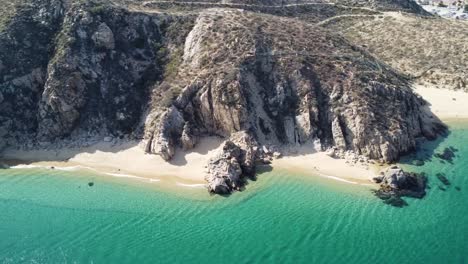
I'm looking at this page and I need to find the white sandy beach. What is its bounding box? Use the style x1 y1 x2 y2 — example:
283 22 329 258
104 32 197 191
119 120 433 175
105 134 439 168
2 137 225 186
414 85 468 120
272 144 379 186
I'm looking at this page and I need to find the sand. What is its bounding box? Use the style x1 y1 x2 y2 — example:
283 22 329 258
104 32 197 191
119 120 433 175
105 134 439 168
272 144 380 186
2 137 225 186
414 85 468 120
3 137 380 187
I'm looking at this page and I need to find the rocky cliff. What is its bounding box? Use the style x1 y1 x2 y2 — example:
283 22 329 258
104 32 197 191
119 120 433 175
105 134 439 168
0 0 445 194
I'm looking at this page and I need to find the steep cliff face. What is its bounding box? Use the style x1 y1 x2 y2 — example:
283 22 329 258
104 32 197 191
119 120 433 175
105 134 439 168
0 1 445 193
0 1 195 148
36 5 190 141
0 0 63 150
143 9 444 165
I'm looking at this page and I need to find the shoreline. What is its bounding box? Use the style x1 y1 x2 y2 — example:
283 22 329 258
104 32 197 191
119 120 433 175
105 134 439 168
1 139 382 190
1 86 466 191
1 137 226 189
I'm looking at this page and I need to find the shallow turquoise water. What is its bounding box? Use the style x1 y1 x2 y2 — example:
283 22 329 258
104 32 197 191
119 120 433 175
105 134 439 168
1 122 467 263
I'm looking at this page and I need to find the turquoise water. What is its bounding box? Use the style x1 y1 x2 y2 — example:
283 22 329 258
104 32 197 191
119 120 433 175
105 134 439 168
1 122 468 263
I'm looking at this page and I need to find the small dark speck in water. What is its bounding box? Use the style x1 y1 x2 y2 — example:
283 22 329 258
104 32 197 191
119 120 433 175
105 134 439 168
88 182 94 187
455 186 461 191
50 166 55 170
438 186 447 191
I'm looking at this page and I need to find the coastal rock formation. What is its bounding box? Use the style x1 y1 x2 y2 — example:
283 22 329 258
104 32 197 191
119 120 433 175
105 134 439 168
373 166 427 207
0 0 446 194
142 8 446 168
206 132 258 194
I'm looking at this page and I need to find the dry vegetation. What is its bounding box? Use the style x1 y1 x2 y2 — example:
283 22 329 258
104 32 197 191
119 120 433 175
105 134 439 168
0 0 24 32
323 13 468 90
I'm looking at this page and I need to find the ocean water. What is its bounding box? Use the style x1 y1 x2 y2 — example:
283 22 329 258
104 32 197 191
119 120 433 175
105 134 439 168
0 122 467 264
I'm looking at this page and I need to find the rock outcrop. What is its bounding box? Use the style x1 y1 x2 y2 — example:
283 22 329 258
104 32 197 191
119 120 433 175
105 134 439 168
372 166 427 207
143 9 446 169
206 132 259 194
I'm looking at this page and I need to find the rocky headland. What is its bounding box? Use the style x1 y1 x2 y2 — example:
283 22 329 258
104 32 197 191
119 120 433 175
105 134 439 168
0 0 448 195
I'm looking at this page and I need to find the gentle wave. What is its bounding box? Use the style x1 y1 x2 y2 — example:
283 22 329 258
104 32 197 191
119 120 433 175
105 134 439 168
10 164 97 172
175 182 206 188
10 164 161 183
55 165 95 172
10 164 44 169
105 173 159 183
314 171 360 185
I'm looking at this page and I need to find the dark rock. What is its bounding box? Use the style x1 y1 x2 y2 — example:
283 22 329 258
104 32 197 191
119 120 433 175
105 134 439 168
455 186 461 191
434 147 457 163
373 176 384 183
383 196 408 208
372 166 427 207
438 186 446 191
88 182 94 187
436 173 450 186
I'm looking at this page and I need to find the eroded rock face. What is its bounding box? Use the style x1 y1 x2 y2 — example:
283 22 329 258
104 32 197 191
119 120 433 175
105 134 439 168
92 23 115 50
37 5 166 141
143 9 446 169
372 166 427 207
206 132 259 194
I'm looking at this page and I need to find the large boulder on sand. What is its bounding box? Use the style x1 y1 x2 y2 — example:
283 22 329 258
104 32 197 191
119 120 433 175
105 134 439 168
206 132 259 194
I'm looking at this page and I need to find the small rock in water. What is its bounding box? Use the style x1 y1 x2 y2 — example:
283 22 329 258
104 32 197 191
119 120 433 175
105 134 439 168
438 186 446 191
455 186 461 191
436 173 450 186
371 166 427 207
50 166 55 170
434 147 457 163
88 182 94 187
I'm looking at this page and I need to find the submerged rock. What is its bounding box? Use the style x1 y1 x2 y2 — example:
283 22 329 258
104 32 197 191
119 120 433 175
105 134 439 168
434 147 458 163
436 173 451 186
88 182 94 187
372 166 427 207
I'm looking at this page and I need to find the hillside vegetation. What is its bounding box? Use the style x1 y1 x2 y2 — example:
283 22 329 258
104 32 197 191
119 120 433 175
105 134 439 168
323 13 468 90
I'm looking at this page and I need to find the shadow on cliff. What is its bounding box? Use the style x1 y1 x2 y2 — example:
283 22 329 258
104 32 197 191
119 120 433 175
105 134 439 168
398 99 452 167
398 130 452 167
